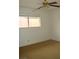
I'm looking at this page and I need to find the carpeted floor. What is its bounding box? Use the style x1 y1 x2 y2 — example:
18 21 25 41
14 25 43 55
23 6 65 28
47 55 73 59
19 40 60 59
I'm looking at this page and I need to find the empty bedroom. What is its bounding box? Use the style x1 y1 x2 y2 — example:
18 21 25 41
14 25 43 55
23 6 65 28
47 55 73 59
19 0 60 59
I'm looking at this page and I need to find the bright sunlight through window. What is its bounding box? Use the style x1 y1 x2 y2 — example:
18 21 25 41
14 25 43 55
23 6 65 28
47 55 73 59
19 17 28 27
19 16 41 28
29 17 41 27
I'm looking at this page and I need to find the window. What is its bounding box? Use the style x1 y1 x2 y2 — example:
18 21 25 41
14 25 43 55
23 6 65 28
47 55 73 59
29 17 41 27
19 16 41 28
19 17 28 27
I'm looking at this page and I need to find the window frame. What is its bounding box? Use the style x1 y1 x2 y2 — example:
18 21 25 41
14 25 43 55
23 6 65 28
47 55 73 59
19 16 41 28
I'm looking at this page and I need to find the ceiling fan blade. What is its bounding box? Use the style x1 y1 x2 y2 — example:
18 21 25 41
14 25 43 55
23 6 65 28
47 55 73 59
48 2 57 4
49 4 60 7
44 0 48 2
32 6 44 12
36 6 44 9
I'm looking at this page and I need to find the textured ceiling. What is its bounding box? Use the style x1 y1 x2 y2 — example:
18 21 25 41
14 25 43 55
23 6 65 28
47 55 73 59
19 0 60 9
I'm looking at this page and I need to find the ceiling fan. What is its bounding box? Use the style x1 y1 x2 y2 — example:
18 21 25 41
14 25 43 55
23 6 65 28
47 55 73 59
34 0 60 11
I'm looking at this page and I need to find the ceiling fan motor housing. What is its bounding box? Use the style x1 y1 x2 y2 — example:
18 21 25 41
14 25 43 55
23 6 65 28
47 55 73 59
43 0 49 7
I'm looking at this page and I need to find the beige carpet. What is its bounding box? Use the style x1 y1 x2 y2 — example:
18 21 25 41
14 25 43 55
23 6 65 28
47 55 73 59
19 40 60 59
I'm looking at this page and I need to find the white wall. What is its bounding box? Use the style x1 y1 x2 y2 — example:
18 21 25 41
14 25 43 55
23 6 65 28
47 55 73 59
19 7 60 47
19 8 52 47
51 8 60 41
